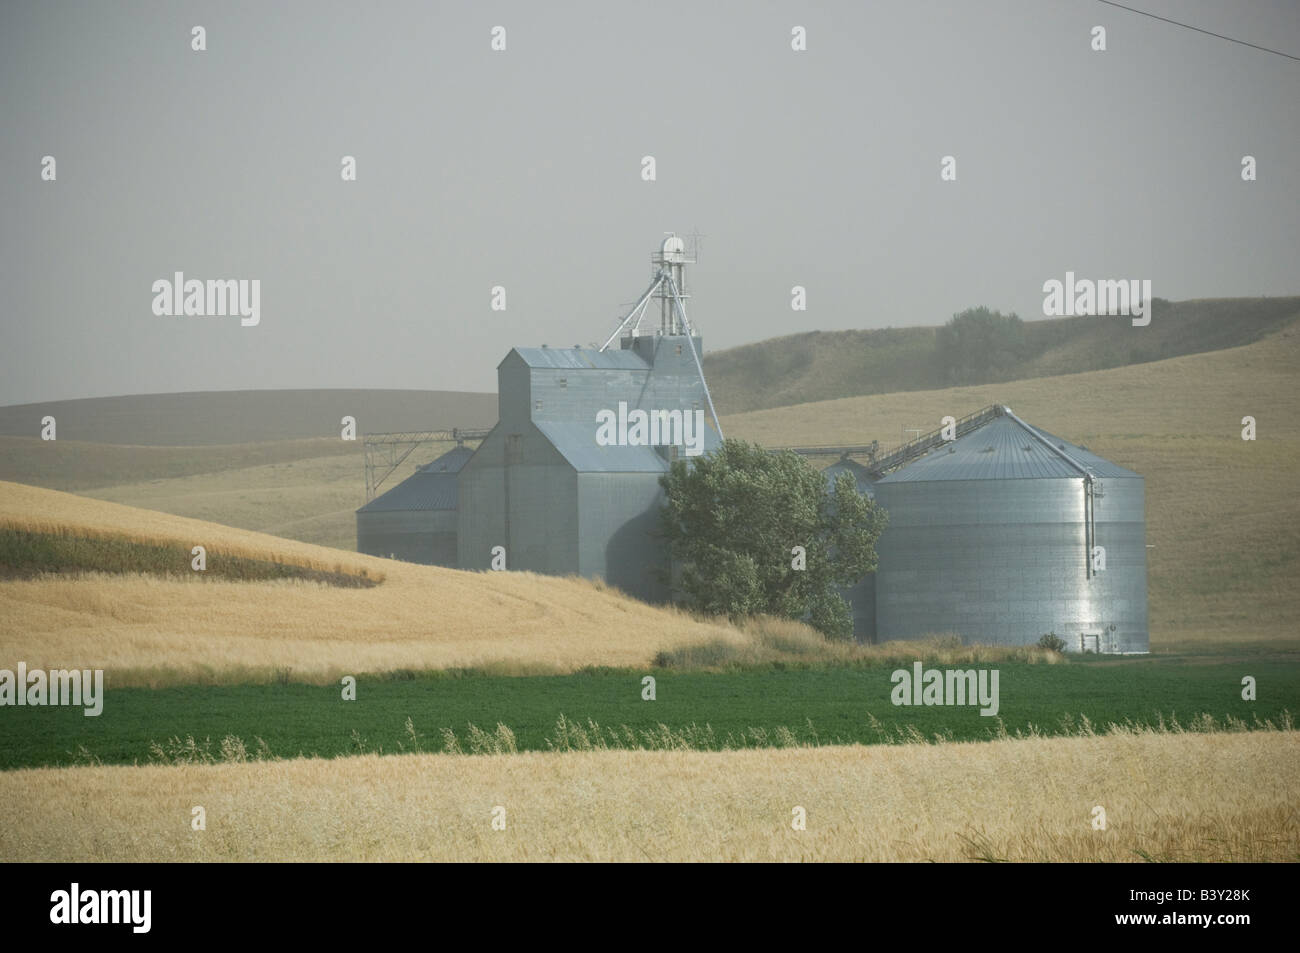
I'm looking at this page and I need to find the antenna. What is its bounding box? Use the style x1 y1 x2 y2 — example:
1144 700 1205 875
686 227 705 262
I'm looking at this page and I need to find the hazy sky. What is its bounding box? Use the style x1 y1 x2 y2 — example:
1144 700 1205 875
2 0 1297 405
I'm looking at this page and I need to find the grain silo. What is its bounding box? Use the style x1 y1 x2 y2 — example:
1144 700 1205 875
822 457 878 642
871 406 1148 654
356 445 472 565
457 235 724 600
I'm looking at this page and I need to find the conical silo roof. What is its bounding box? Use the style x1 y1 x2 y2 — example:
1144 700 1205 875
877 412 1138 483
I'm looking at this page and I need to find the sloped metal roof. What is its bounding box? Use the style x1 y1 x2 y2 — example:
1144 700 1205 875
508 347 650 370
534 420 671 472
877 415 1139 483
415 445 475 474
823 458 876 497
357 446 474 512
533 419 723 473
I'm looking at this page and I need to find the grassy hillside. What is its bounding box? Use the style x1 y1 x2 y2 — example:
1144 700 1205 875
0 388 496 445
80 448 379 551
0 481 760 684
723 321 1300 649
0 435 466 551
0 527 375 587
0 431 480 554
0 435 360 492
3 730 1293 861
704 296 1300 414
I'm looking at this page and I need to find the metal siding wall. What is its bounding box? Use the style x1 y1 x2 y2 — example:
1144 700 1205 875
498 354 530 428
838 575 876 643
1092 478 1149 654
524 339 708 430
508 428 578 572
873 477 1148 653
577 472 670 602
356 511 456 565
533 367 647 427
428 530 458 567
458 422 577 573
642 336 708 414
457 432 506 570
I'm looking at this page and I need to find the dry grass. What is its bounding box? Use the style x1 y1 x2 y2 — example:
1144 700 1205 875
725 322 1300 650
1 730 1293 862
79 446 439 552
0 481 761 685
654 619 1065 669
0 480 378 581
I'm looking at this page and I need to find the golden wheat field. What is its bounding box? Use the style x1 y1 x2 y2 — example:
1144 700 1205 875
726 322 1300 649
80 443 412 552
1 730 1293 862
0 480 754 684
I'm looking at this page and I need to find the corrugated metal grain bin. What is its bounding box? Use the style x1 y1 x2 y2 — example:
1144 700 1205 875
872 409 1148 654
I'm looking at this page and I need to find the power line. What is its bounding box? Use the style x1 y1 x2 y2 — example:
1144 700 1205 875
1094 0 1300 62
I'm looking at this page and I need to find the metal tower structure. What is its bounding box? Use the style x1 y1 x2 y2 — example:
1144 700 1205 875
363 427 491 500
598 234 724 439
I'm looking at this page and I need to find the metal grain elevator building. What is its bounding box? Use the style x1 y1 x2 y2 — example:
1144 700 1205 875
870 406 1148 653
456 236 723 601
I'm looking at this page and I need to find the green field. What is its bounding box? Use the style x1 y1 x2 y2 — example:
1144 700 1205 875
3 658 1294 770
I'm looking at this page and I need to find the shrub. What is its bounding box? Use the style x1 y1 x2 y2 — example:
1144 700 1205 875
1037 632 1067 653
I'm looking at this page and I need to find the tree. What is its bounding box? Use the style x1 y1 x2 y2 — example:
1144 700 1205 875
935 306 1026 385
658 439 887 639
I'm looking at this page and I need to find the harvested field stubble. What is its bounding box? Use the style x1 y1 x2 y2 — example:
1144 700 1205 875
1 730 1293 862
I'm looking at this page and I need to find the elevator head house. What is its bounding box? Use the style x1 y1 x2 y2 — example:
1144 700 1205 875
456 235 723 601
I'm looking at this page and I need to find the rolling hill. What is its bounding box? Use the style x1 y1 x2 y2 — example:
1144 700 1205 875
0 388 496 445
0 481 753 684
1 299 1295 653
703 296 1300 414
